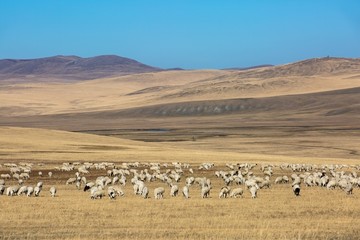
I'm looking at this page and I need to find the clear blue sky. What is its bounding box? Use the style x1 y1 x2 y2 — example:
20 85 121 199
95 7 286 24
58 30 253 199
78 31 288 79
1 1 359 69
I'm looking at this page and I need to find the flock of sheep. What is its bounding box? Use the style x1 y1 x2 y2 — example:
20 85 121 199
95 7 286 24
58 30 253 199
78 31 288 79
0 161 358 200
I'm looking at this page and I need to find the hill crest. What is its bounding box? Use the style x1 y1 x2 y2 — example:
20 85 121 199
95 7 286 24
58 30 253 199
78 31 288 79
0 55 162 80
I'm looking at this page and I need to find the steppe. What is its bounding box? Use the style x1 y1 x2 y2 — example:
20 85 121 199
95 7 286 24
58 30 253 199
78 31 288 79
0 56 359 239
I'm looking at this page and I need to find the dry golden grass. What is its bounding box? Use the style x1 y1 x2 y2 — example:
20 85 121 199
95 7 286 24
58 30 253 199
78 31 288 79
1 164 360 240
1 57 360 239
0 63 359 116
0 127 360 239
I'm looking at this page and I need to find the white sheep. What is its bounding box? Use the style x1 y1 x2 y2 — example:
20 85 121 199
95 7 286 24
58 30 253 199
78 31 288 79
219 186 231 198
249 185 258 199
84 182 95 191
344 183 353 195
49 186 57 197
170 184 179 197
293 184 300 196
66 177 77 185
6 186 19 196
201 186 211 198
17 186 28 196
182 186 189 199
108 186 124 198
91 190 105 199
141 186 149 199
34 186 42 197
26 186 34 197
108 188 116 199
19 173 30 180
48 172 53 178
154 187 165 199
230 188 244 198
1 174 11 179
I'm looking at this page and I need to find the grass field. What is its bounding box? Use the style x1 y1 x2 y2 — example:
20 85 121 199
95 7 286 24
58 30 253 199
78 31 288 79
1 58 360 239
0 127 360 240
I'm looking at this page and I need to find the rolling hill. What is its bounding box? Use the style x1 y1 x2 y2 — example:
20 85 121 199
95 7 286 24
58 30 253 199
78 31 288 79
0 56 359 160
0 55 162 81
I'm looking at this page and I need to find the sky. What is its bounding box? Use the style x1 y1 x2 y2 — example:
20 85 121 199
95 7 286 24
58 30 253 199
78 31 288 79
0 1 359 69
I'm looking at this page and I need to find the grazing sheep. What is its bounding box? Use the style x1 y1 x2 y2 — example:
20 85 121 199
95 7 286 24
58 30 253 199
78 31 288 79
293 184 301 196
26 187 34 197
201 186 211 198
38 171 43 177
230 188 244 198
19 173 30 180
344 183 353 195
6 186 19 196
154 187 165 199
84 182 95 191
48 172 53 178
249 185 258 199
141 186 149 199
81 176 87 185
12 173 20 180
182 186 189 199
1 174 11 179
275 176 283 184
185 177 195 186
34 186 42 197
219 186 231 198
66 177 77 185
108 186 124 197
49 186 57 197
119 175 126 186
259 179 271 189
91 190 105 199
170 184 179 197
108 188 117 199
76 181 81 190
17 186 28 196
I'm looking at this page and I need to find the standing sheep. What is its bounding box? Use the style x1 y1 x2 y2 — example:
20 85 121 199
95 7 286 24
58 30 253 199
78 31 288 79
170 184 179 197
154 187 165 199
26 187 34 197
91 190 105 199
141 186 149 199
219 186 231 198
230 188 244 198
249 185 258 199
201 186 211 198
182 186 189 199
34 186 42 197
49 186 57 197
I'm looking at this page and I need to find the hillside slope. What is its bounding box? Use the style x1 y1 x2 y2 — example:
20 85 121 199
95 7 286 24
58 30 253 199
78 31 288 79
0 55 162 81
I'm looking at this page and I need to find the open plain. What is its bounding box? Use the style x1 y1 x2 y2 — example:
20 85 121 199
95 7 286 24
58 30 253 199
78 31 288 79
0 57 360 239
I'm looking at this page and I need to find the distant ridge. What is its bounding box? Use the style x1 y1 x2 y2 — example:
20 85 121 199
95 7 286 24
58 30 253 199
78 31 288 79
0 55 162 80
222 64 273 71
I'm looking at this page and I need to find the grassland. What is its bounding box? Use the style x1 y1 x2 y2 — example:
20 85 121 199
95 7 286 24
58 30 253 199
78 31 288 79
0 127 360 240
1 58 360 239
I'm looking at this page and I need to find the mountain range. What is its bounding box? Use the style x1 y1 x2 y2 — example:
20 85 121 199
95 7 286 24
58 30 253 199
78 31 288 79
0 55 162 80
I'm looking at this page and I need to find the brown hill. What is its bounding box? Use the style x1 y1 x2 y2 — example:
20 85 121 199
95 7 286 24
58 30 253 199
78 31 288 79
0 57 359 129
0 55 162 81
